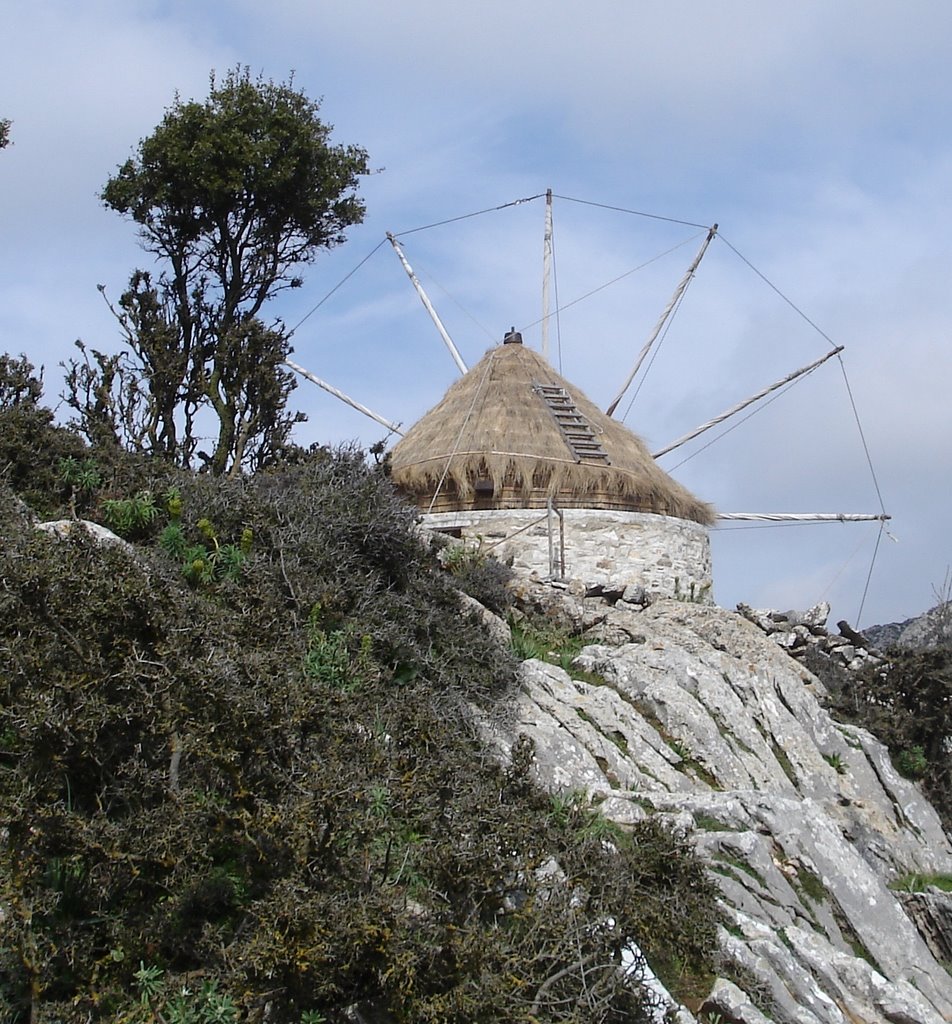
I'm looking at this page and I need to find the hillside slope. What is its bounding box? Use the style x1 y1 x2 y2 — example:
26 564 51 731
865 602 952 651
488 583 952 1023
2 364 950 1022
0 446 720 1024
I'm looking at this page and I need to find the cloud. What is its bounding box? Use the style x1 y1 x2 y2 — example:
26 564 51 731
2 1 950 628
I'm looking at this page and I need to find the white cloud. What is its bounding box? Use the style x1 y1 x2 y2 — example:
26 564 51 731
2 0 950 627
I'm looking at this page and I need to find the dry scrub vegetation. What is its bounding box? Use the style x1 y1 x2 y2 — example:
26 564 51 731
0 356 719 1023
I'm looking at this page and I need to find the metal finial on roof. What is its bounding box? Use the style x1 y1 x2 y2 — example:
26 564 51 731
504 327 523 345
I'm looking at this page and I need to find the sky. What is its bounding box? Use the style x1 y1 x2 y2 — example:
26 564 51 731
2 0 951 629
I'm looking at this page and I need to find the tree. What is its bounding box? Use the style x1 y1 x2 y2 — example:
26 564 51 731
66 68 369 474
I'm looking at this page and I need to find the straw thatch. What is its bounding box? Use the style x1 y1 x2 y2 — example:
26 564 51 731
390 340 714 524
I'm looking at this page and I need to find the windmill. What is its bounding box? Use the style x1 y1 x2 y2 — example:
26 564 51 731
285 191 889 607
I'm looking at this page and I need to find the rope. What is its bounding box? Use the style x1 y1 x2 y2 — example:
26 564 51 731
819 529 876 601
410 253 496 342
392 194 546 238
665 376 803 471
836 354 887 516
553 193 709 230
718 234 839 350
426 349 497 514
287 237 388 336
856 521 885 626
550 208 564 373
479 512 551 552
661 236 889 615
618 274 692 423
520 234 698 333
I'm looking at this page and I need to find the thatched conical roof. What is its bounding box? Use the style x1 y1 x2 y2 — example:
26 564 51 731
390 337 713 524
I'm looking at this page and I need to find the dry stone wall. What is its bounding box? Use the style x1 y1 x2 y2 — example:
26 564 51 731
736 601 884 675
423 507 712 602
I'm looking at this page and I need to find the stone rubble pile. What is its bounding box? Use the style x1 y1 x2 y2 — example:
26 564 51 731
736 600 884 674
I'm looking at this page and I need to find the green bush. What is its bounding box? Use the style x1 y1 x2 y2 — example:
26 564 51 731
0 409 720 1021
828 646 952 828
896 745 929 780
439 540 514 617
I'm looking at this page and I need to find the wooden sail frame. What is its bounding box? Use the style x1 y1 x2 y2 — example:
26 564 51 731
287 192 888 536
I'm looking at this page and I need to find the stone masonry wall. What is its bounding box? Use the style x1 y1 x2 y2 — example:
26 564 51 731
422 508 713 602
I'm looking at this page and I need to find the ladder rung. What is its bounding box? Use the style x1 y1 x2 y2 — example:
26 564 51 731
533 382 611 466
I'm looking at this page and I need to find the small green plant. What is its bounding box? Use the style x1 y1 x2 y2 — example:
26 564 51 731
101 491 160 538
693 813 729 832
547 789 586 828
155 493 253 589
160 521 188 559
166 486 183 520
57 455 103 516
509 618 585 668
896 745 929 780
441 539 485 575
770 739 798 786
134 963 239 1024
438 537 514 616
710 852 767 888
580 809 625 842
134 961 164 1004
610 730 629 755
795 865 828 904
890 872 952 894
367 785 391 819
668 738 692 760
824 752 847 775
57 456 102 494
176 517 252 587
304 604 376 691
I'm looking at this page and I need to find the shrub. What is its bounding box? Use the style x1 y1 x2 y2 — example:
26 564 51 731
828 645 952 827
439 539 514 617
0 437 720 1021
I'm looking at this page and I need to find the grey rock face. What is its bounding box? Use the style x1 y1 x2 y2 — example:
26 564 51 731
489 597 952 1024
35 518 132 550
865 602 952 651
897 889 952 968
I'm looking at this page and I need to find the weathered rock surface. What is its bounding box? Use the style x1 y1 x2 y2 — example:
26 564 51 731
35 518 132 550
489 596 952 1024
865 602 952 651
737 600 885 676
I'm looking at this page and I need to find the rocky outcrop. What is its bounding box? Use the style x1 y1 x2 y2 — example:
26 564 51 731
736 601 884 676
865 602 952 651
34 518 132 550
489 593 952 1024
897 889 952 968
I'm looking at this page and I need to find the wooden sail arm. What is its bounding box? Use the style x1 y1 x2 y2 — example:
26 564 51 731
387 233 468 375
606 224 718 417
284 358 404 436
653 345 844 458
717 513 891 523
541 188 554 361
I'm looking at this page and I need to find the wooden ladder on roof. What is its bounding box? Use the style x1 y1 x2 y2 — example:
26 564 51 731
534 385 611 464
